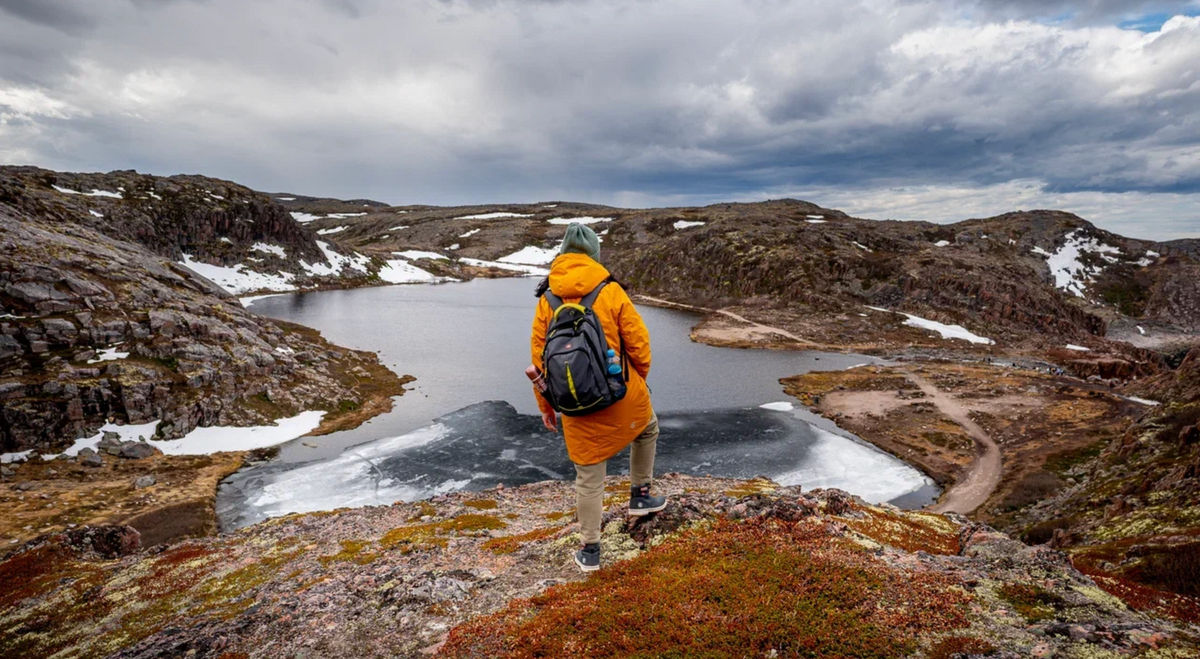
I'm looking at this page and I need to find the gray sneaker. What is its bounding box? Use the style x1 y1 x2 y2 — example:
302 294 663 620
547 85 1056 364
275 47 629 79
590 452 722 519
574 543 600 572
629 483 667 516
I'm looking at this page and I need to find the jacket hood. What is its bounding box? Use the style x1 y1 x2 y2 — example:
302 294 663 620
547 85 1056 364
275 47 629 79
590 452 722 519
548 253 610 300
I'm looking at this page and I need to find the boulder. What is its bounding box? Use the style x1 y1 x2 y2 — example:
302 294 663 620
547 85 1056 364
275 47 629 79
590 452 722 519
119 442 158 460
133 474 156 489
78 448 104 468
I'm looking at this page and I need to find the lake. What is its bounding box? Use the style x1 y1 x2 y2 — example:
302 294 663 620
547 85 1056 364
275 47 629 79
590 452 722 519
217 277 938 529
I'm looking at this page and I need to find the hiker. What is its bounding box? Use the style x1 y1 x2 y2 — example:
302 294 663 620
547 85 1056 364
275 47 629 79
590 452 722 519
529 223 665 572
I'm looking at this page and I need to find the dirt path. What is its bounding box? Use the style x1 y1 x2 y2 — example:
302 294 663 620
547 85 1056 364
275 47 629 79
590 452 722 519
903 370 1002 514
636 295 820 347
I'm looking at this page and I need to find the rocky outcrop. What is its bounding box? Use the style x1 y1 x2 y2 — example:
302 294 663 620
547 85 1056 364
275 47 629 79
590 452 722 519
0 166 380 295
0 191 406 451
0 475 1193 657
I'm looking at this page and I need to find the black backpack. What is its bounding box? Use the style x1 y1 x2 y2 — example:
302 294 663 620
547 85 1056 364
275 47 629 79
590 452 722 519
540 279 628 416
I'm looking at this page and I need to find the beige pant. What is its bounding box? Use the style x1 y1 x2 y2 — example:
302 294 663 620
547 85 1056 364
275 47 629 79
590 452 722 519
573 413 659 544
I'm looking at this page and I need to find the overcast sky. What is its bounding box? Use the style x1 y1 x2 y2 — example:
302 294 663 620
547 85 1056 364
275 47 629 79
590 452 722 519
1 0 1198 240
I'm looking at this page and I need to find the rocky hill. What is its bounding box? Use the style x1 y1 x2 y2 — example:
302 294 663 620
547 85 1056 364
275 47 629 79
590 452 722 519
0 167 384 297
2 475 1195 658
274 193 1198 374
0 168 408 451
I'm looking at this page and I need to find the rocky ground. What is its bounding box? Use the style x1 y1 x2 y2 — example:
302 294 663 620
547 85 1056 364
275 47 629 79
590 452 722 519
2 474 1196 658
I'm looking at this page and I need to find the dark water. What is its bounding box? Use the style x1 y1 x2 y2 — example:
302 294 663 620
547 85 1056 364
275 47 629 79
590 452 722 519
217 277 938 529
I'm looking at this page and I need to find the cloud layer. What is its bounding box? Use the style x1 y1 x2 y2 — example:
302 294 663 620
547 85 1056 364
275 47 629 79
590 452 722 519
1 0 1197 239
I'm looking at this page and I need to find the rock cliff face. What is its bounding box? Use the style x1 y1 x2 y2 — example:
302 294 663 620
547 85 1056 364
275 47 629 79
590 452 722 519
0 475 1194 658
0 170 406 451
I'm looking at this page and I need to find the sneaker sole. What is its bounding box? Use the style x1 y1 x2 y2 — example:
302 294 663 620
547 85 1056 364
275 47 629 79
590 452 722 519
574 557 600 572
628 502 667 516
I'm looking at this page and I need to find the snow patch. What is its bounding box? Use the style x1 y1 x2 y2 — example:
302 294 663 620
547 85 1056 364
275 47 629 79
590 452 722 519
1038 229 1122 298
1137 325 1146 335
327 212 367 219
378 259 441 284
250 242 287 257
88 209 103 218
149 411 326 455
459 257 548 276
852 241 872 252
276 196 296 201
455 211 531 220
934 240 951 247
290 212 322 223
805 218 827 224
673 220 705 230
394 250 447 261
316 226 348 236
546 216 612 225
48 420 164 459
219 237 233 244
389 225 409 231
1124 396 1160 407
52 185 122 198
498 246 559 266
447 243 460 251
1031 246 1052 256
300 241 370 277
1065 344 1091 352
148 191 162 200
759 401 794 412
866 306 993 344
87 347 130 364
458 228 481 238
178 253 297 294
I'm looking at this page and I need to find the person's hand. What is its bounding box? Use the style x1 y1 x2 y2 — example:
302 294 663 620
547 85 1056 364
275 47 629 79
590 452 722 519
541 410 557 431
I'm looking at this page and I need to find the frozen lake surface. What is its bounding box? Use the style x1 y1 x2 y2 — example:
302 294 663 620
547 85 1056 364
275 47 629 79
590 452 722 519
218 277 937 529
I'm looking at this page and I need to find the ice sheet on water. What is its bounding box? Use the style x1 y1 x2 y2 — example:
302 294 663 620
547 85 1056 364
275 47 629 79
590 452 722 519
774 426 932 504
220 402 937 529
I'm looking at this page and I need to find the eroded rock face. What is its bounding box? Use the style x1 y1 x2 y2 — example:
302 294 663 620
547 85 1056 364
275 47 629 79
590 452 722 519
0 170 402 451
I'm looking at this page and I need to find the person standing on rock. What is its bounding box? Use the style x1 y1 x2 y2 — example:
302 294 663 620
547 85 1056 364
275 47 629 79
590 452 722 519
529 222 665 572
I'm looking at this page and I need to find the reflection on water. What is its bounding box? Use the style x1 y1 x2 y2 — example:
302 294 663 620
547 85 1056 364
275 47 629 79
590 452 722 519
218 277 938 527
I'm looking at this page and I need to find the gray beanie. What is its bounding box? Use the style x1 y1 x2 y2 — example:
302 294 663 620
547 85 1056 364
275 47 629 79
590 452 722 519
559 223 601 259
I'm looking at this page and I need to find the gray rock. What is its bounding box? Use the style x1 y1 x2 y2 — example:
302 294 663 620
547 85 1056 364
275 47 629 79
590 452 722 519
133 474 156 489
0 466 14 478
119 442 157 460
79 448 104 468
16 481 36 491
98 434 123 456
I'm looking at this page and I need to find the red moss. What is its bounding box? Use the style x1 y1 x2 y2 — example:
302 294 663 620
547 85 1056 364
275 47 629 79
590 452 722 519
441 518 970 658
1075 565 1200 625
844 509 962 555
928 636 997 659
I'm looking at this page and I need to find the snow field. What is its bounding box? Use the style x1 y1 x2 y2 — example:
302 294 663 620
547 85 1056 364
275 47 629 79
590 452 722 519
178 254 297 295
316 226 348 236
455 212 531 220
546 216 612 225
498 246 559 266
673 220 705 230
52 185 122 199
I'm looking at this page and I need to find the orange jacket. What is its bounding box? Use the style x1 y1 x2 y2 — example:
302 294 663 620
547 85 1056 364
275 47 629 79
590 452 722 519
530 253 654 465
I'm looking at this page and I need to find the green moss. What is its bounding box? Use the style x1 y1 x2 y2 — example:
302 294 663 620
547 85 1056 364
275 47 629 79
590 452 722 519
318 539 379 566
461 498 498 510
723 476 778 498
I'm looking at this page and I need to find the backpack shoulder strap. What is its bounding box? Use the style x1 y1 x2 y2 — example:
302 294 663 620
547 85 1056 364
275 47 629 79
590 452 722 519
579 276 614 309
543 290 563 309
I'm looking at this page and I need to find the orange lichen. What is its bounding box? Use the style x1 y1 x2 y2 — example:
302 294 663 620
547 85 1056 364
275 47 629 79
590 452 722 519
318 539 379 566
928 636 997 659
461 498 498 510
482 526 564 555
441 518 970 657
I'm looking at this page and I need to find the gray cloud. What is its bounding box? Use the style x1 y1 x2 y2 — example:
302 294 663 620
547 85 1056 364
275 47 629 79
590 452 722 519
0 0 1197 239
